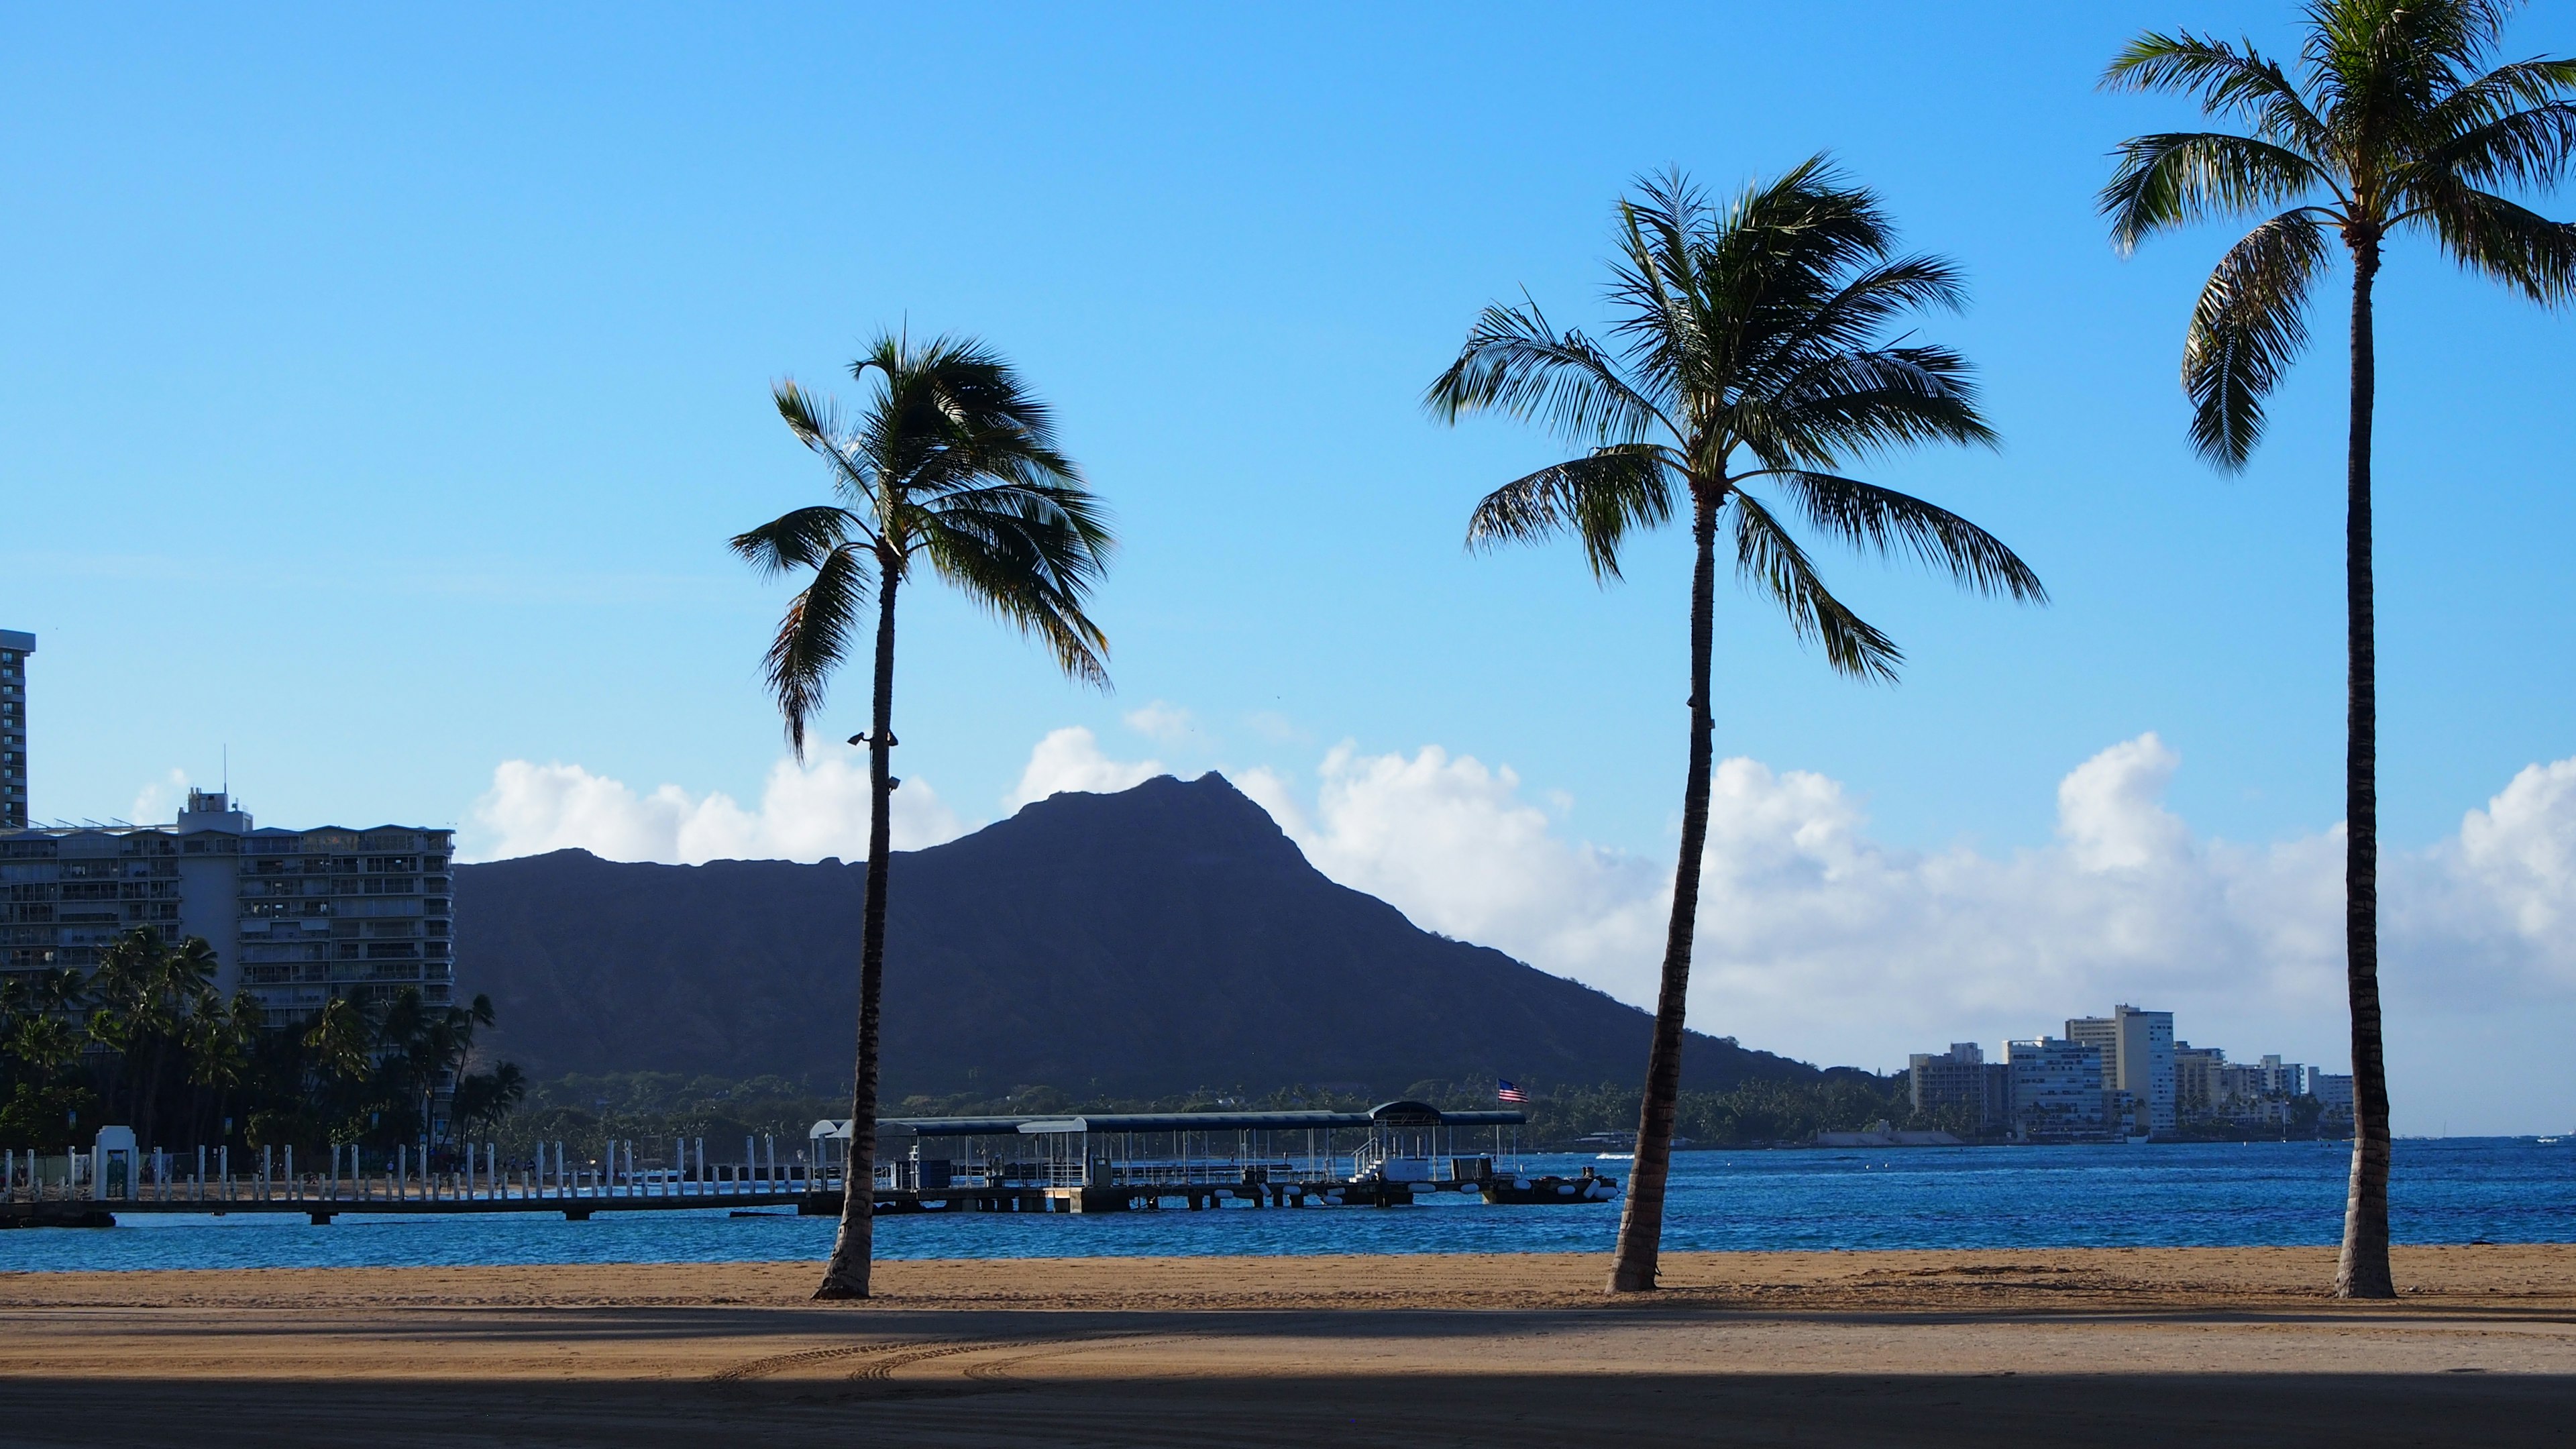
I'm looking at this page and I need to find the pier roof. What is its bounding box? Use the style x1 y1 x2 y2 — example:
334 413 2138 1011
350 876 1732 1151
816 1101 1529 1140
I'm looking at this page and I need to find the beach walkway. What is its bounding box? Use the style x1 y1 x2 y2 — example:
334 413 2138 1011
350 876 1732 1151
0 1246 2568 1447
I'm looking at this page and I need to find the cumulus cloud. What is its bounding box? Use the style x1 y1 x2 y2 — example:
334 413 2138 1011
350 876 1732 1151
463 748 961 865
1006 727 1162 809
1242 734 2576 1134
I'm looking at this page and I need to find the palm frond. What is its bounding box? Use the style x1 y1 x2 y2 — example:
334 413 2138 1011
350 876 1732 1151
1464 444 1677 582
771 381 877 503
918 493 1112 687
2102 30 2333 152
2405 88 2576 196
761 542 875 759
1425 299 1671 443
1749 345 1997 468
2101 132 2334 250
2413 179 2576 303
1767 471 2046 602
2183 209 2332 468
729 505 858 576
1729 490 1903 682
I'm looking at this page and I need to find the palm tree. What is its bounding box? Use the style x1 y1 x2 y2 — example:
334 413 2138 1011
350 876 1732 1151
451 1062 527 1139
733 329 1114 1299
1428 162 2044 1294
2098 0 2575 1299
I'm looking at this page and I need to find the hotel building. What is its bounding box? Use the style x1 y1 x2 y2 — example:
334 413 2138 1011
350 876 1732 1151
0 789 455 1026
2066 1004 2176 1136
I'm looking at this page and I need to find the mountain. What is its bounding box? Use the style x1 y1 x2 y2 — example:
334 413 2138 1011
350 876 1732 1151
455 772 1841 1099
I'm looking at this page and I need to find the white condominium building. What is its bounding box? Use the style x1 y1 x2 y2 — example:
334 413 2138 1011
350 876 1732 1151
2007 1037 2109 1142
0 789 455 1025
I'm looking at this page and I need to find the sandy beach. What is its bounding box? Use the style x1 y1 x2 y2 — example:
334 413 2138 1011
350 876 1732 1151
1 1245 2569 1446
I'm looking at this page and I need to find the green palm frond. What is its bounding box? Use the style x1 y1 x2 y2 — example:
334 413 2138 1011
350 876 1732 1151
760 542 873 758
1766 471 2047 602
2414 179 2576 302
730 505 860 575
1424 299 1671 443
1465 445 1677 582
2102 132 2334 251
1752 345 1998 469
2183 210 2332 468
2104 31 2333 152
1729 490 1904 682
2410 63 2576 190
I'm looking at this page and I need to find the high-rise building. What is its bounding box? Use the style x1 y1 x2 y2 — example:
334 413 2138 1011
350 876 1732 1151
2067 1004 2176 1135
1907 1042 2013 1134
0 631 30 831
2174 1041 2226 1118
0 789 455 1026
2255 1055 2304 1098
2007 1037 2110 1142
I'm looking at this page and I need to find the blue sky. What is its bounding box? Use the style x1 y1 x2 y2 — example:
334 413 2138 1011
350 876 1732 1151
6 5 2573 1122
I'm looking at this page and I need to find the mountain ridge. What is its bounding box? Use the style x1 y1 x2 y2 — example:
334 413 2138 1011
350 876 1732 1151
457 772 1852 1098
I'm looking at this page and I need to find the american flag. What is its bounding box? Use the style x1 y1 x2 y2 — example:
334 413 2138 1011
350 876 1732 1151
1495 1079 1527 1104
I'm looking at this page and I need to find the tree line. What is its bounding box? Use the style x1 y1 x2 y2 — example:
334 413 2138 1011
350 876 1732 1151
0 924 525 1161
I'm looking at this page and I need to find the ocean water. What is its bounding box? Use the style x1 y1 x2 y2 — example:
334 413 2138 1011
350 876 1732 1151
4 1138 2565 1273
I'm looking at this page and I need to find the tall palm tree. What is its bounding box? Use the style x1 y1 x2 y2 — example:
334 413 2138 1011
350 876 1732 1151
733 330 1113 1299
1429 162 2044 1294
2099 0 2575 1299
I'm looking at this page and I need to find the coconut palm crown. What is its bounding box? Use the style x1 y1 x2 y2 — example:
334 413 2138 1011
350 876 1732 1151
2100 0 2575 1299
733 330 1112 1299
1429 161 2044 1295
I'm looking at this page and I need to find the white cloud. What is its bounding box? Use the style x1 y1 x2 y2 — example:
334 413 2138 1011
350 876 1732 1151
1122 700 1197 745
462 747 961 865
1244 735 2576 1136
1006 727 1163 809
129 768 191 826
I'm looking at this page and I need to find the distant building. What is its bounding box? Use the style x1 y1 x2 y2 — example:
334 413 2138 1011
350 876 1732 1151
2067 1004 2176 1136
2310 1072 2353 1120
2007 1038 2110 1142
2175 1041 2226 1118
2255 1055 2304 1099
0 630 29 831
0 789 455 1026
1907 1042 2012 1134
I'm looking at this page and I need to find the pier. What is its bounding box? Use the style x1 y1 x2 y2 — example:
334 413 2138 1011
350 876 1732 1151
2 1101 1615 1226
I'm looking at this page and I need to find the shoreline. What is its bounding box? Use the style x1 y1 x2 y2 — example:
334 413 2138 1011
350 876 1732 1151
3 1242 2569 1312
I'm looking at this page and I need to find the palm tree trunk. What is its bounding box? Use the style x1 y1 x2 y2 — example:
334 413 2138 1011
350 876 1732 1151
1607 488 1720 1294
816 563 899 1300
2337 237 2395 1299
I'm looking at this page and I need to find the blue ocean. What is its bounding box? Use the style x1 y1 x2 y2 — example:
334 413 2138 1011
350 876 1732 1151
5 1138 2564 1273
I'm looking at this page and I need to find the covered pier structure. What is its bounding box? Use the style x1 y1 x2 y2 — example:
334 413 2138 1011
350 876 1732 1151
815 1100 1617 1213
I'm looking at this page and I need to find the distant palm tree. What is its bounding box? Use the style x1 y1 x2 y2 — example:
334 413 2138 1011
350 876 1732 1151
1429 162 2043 1294
733 330 1114 1299
2099 0 2575 1299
